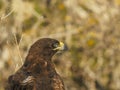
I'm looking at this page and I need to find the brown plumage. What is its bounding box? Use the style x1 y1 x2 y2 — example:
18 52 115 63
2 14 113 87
5 38 66 90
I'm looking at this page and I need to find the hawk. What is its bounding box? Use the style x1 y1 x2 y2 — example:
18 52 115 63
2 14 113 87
5 38 66 90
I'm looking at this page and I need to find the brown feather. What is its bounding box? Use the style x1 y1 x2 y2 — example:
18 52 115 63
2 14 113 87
5 38 65 90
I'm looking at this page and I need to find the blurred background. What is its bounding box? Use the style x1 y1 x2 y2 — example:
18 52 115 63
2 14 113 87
0 0 120 90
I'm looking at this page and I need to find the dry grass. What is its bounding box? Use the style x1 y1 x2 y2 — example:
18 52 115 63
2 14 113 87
0 0 120 90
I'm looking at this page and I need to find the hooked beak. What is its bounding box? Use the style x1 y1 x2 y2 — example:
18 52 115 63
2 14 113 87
53 42 68 51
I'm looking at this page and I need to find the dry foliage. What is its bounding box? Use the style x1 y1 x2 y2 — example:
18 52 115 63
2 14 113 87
0 0 120 90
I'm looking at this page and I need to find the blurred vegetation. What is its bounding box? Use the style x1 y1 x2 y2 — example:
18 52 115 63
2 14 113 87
0 0 120 90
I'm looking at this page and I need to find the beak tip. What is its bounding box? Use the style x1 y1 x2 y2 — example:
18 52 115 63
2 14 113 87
62 43 68 51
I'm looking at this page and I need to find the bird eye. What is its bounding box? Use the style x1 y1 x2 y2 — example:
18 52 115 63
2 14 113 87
53 43 59 48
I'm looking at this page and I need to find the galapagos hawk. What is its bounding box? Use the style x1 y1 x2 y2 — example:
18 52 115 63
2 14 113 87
5 38 66 90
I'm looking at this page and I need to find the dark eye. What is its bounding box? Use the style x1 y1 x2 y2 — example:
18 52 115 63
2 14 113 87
53 43 59 48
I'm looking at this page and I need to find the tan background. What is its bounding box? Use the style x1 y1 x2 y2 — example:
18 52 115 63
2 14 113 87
0 0 120 90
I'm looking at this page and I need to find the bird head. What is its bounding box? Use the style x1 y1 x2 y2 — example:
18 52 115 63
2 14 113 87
29 38 67 59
